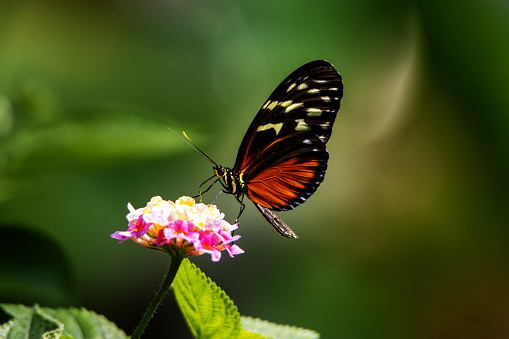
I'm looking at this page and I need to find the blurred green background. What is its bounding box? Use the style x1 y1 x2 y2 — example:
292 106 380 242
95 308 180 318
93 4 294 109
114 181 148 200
1 0 508 338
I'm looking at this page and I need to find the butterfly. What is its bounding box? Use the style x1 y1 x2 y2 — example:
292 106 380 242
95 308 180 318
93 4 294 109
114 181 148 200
197 60 343 239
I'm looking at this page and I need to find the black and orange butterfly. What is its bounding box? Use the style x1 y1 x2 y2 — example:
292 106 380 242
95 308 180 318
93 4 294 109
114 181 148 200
196 60 343 239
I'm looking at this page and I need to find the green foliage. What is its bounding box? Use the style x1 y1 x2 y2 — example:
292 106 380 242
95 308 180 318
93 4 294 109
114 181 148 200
0 260 320 339
0 304 128 339
173 259 319 339
241 317 320 339
0 304 61 339
173 258 246 338
0 82 204 201
3 101 194 175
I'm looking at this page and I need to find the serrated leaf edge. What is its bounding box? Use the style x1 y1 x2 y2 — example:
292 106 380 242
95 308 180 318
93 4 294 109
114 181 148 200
241 316 320 339
175 259 242 338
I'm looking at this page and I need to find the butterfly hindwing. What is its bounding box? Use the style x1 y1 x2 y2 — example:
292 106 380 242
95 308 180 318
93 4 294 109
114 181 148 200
240 133 328 211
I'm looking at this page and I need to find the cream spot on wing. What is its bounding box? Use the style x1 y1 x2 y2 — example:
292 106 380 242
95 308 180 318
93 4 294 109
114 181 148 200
295 119 311 131
320 121 330 129
256 122 283 135
285 102 304 113
308 88 320 94
306 108 322 117
267 100 279 110
287 82 297 92
298 83 308 90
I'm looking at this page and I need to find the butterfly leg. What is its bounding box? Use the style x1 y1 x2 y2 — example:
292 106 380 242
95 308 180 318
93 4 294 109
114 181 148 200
234 194 245 224
194 175 220 202
210 189 224 204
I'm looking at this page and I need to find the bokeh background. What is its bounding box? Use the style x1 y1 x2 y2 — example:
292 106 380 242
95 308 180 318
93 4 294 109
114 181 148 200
1 1 508 338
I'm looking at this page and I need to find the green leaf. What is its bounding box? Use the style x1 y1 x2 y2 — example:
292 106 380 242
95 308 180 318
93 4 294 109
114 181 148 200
241 316 320 339
173 258 244 339
0 304 63 339
238 329 267 339
173 260 317 339
0 304 128 339
3 104 203 175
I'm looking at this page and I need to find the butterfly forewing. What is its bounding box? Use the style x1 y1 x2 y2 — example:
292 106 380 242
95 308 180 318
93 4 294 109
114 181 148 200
233 60 343 173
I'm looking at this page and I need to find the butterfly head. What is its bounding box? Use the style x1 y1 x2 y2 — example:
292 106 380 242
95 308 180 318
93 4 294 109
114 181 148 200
214 165 243 197
213 165 226 178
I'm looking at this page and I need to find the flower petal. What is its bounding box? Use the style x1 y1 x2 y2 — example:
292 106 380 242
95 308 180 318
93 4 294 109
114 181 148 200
112 196 244 261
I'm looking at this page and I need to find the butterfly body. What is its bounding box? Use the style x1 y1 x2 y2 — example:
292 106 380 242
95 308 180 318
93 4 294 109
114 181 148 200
211 60 343 238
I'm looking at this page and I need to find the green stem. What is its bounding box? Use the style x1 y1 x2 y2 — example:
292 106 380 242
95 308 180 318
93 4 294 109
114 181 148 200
131 255 184 339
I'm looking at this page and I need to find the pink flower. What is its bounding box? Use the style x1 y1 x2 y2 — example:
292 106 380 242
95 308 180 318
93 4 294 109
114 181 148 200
111 196 244 262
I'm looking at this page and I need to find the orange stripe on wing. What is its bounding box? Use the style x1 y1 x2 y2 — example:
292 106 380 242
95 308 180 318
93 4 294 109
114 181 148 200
245 158 325 210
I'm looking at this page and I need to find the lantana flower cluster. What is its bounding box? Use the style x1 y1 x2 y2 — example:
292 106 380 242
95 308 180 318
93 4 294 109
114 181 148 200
111 196 244 262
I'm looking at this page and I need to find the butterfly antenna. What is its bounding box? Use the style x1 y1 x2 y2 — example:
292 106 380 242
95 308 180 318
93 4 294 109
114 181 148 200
167 128 218 167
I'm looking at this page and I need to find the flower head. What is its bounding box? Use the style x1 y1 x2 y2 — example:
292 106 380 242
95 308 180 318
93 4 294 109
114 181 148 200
111 196 244 262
